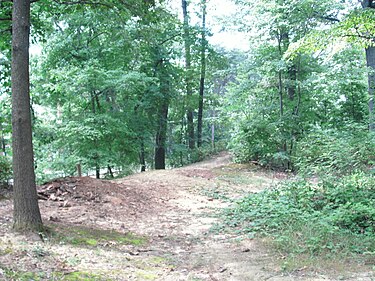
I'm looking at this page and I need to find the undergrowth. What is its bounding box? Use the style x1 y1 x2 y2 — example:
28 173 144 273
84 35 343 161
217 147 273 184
1 268 107 281
47 224 147 247
223 172 375 266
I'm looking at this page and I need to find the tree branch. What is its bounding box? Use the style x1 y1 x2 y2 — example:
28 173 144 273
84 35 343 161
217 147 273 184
342 33 375 41
313 12 340 23
0 0 40 2
52 0 113 9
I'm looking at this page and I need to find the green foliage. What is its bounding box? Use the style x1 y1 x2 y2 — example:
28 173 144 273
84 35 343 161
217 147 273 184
1 268 107 281
0 155 11 185
50 224 147 247
229 117 285 166
227 41 368 169
294 127 375 176
223 173 375 257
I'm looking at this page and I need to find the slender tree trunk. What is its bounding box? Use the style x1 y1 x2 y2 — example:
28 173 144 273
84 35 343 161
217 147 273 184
277 36 284 118
0 122 6 156
277 33 287 159
278 71 284 117
107 165 114 178
182 0 195 149
152 45 170 170
95 164 100 179
76 163 82 177
211 110 215 149
293 57 302 116
287 64 296 101
90 92 100 178
139 140 146 172
362 1 375 130
12 0 43 232
197 0 207 148
365 46 375 131
155 101 169 169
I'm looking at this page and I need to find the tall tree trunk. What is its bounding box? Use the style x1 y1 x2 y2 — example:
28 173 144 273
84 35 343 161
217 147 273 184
0 122 6 156
362 1 375 130
12 0 43 232
155 101 169 169
182 0 195 149
278 71 284 117
211 110 215 149
277 32 288 159
139 140 146 172
277 35 284 118
107 165 114 178
95 164 100 179
197 0 207 148
365 47 375 131
154 54 170 170
287 64 297 101
91 92 100 178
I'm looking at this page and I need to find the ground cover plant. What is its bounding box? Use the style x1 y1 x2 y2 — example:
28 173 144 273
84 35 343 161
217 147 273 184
223 170 375 270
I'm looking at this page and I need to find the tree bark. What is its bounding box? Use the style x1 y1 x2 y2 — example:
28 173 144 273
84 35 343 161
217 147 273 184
12 0 43 232
210 109 215 149
76 163 82 177
107 165 114 178
362 1 375 130
287 64 296 101
0 122 6 156
95 164 100 179
155 101 169 169
182 0 195 149
139 140 146 172
197 0 207 148
365 47 375 131
277 35 284 117
154 53 170 170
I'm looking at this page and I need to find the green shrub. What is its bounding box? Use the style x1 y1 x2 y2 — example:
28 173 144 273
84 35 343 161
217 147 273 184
229 118 287 167
223 172 375 256
0 155 11 185
294 127 375 176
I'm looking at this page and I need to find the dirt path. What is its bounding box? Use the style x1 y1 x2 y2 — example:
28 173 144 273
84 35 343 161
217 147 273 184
0 152 373 280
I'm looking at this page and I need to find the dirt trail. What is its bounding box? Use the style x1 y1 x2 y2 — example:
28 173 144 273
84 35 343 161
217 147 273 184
0 152 373 280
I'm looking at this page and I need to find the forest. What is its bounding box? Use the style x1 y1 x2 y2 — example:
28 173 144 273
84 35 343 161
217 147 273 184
0 0 374 280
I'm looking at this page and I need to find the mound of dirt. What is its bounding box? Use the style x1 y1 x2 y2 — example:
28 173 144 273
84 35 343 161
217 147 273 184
37 176 174 228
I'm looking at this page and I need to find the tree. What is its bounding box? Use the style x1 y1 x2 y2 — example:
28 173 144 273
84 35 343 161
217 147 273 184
11 0 43 232
182 0 195 149
224 0 360 168
197 0 207 148
361 0 375 130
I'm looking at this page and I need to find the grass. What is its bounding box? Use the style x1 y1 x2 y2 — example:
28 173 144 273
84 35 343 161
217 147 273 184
214 163 276 189
1 268 108 281
135 271 159 280
47 223 147 248
201 187 231 201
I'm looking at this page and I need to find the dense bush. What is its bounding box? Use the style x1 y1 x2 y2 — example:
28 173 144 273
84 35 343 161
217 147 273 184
229 118 289 168
294 127 375 176
224 173 375 256
0 155 11 186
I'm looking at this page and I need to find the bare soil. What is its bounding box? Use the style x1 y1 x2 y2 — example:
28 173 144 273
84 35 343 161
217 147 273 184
0 152 373 280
